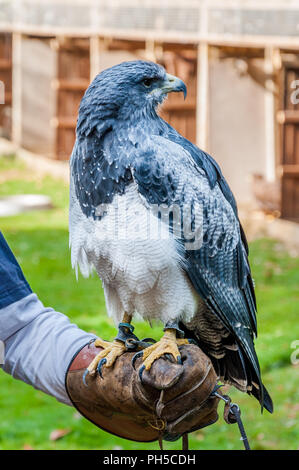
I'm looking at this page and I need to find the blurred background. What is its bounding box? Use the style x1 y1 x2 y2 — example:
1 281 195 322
0 0 298 450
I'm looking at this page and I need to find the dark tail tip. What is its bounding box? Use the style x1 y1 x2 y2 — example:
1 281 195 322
252 383 274 413
263 385 274 414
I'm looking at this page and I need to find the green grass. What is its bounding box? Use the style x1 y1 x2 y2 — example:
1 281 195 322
0 154 298 450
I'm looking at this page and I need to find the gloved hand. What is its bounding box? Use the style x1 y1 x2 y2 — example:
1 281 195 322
66 341 221 444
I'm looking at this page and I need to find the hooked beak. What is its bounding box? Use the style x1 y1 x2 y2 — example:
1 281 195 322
159 73 187 99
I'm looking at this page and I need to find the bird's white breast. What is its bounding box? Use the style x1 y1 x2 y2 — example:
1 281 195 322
69 180 198 326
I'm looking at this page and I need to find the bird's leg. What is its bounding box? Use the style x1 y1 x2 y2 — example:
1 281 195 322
83 313 139 384
132 321 190 377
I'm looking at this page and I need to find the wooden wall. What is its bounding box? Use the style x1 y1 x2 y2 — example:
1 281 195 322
54 38 90 160
0 32 12 139
21 37 56 157
279 60 299 222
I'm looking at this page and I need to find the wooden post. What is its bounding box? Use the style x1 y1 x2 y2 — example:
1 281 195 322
12 32 22 146
196 42 209 150
145 39 156 62
264 46 276 182
90 35 101 81
90 36 111 80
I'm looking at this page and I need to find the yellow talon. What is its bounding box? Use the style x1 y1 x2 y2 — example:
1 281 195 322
176 338 189 346
87 339 126 375
87 312 133 377
142 329 188 370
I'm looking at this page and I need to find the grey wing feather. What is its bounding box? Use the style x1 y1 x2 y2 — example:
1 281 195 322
133 133 272 412
179 169 272 412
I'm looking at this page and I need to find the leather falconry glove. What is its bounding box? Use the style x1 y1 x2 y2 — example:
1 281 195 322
66 341 221 445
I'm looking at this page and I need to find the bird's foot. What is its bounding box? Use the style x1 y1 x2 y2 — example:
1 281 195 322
83 321 140 385
83 338 126 384
132 328 189 378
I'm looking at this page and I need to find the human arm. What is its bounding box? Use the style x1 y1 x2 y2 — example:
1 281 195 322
0 232 95 405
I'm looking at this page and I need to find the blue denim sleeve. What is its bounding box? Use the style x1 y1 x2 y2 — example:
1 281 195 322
0 232 32 309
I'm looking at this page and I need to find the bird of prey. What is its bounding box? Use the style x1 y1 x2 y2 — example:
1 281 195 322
69 60 273 413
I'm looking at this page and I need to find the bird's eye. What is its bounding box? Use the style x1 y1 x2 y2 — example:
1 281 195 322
143 78 153 88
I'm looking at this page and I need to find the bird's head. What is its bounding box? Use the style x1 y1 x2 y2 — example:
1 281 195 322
77 60 187 136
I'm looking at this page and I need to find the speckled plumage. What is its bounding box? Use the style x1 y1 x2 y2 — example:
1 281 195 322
69 60 273 413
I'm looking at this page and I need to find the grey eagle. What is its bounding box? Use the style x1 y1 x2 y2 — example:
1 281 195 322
69 60 273 413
